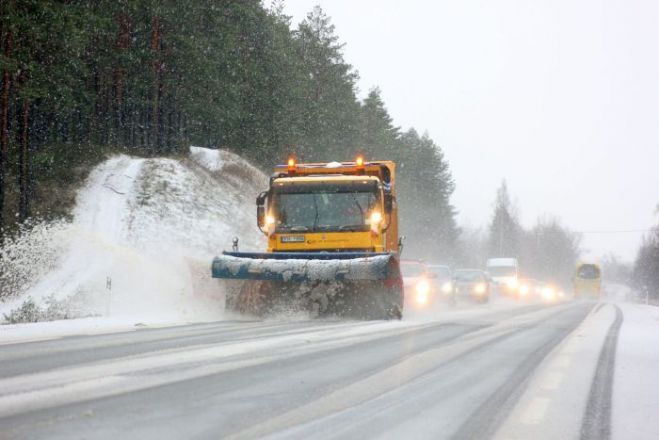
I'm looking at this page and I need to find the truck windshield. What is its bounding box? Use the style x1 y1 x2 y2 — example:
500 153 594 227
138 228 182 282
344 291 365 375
271 182 380 232
487 266 516 277
577 264 600 279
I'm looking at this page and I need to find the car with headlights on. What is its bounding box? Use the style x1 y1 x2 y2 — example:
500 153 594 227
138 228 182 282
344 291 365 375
452 269 491 303
516 278 541 301
538 282 566 303
401 260 436 309
427 264 455 305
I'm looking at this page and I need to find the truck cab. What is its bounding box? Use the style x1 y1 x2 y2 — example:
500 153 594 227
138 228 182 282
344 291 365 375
258 157 399 254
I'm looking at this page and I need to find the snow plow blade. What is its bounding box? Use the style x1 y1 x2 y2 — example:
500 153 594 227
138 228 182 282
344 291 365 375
212 252 403 319
212 251 397 282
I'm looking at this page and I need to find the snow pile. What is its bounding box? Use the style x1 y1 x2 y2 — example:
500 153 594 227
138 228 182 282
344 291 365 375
0 147 267 324
189 146 225 172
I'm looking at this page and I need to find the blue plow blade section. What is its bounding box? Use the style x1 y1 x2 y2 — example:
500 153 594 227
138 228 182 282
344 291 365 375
211 251 398 282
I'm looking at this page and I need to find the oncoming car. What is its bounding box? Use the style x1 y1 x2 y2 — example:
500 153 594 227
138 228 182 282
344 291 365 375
516 279 566 303
452 269 491 303
401 260 435 309
538 282 566 303
427 264 455 305
516 278 538 300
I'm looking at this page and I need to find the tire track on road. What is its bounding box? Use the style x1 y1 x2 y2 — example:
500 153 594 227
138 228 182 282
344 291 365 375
580 304 623 440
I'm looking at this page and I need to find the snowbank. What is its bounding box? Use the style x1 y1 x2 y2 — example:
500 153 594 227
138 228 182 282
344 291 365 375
612 303 659 440
0 147 267 325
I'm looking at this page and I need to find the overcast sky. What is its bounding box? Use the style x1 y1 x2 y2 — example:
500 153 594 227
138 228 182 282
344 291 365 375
282 0 659 261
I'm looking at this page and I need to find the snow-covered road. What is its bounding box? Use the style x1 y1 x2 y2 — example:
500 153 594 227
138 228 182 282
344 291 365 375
1 300 655 440
2 149 657 439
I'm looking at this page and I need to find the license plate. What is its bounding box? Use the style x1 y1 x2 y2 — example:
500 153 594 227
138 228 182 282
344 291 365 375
280 235 305 243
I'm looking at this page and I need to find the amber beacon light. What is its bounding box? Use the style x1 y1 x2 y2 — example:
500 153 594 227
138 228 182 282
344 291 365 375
287 156 297 173
355 155 365 174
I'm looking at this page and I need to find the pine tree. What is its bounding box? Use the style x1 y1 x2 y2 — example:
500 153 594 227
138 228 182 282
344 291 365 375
488 180 521 258
359 88 399 158
293 6 360 160
396 129 458 260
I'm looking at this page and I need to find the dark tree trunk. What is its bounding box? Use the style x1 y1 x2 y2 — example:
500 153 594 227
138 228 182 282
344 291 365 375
0 18 13 231
150 15 162 153
115 14 130 144
18 97 29 222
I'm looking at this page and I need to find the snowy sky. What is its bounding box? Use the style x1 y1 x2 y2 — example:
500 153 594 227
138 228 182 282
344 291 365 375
282 0 659 261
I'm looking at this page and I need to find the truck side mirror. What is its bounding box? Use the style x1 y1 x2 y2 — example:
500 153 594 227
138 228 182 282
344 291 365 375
380 165 392 184
256 191 267 229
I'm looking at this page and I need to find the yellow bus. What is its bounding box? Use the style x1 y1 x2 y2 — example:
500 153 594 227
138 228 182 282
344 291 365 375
573 263 602 298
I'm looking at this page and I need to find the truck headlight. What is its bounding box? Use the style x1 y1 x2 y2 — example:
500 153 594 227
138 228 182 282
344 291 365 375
441 281 453 294
369 211 382 234
507 278 519 289
265 214 276 235
474 283 487 294
519 284 529 296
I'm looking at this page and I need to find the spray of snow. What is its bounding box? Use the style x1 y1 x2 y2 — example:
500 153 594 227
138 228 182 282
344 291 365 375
0 147 267 324
0 220 73 301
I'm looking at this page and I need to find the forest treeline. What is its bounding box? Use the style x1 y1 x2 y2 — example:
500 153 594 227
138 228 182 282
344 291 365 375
0 1 458 260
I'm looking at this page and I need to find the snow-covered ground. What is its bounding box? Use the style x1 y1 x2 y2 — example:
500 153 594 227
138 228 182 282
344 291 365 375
0 147 267 326
612 303 659 439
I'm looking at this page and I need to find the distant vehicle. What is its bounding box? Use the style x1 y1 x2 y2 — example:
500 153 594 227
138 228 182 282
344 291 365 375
517 278 566 302
427 264 455 305
486 258 519 296
516 278 540 300
452 269 491 303
573 263 601 298
401 260 435 309
537 282 557 302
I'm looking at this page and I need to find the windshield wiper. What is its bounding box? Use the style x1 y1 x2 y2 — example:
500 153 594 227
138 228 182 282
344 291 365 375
288 226 310 232
339 225 366 231
351 193 365 222
312 193 320 231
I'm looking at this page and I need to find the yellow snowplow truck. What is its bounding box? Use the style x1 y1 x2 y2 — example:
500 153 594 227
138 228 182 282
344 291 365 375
212 156 404 319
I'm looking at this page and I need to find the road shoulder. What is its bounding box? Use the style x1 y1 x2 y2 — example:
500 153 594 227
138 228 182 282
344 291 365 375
612 303 659 440
494 302 616 440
